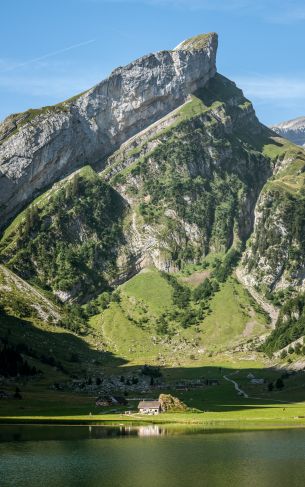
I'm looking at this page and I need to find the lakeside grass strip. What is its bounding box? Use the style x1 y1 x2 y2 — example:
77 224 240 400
1 413 305 431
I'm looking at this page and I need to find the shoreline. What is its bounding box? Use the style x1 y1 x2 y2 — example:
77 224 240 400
1 415 305 431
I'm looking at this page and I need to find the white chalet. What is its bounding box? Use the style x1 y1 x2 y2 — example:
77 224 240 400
138 400 161 415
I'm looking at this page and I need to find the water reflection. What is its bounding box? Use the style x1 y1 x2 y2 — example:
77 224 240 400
2 423 305 443
2 428 305 487
138 425 165 437
0 424 168 443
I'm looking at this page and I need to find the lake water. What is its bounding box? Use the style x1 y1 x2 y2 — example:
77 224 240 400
1 425 305 486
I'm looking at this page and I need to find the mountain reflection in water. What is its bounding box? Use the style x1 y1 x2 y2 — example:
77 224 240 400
2 427 305 487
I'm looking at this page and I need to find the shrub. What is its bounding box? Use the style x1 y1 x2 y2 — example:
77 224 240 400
193 278 213 302
275 378 284 390
141 365 162 378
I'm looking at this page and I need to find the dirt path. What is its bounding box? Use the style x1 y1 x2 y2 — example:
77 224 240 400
223 370 296 404
223 371 249 398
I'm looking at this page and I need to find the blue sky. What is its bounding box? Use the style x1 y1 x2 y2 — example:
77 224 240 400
1 0 304 125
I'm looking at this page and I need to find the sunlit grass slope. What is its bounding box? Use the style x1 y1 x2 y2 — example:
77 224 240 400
91 268 269 365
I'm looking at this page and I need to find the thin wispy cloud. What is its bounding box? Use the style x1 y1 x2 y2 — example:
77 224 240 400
86 0 254 11
125 0 251 10
235 75 305 101
0 39 95 73
0 72 102 98
86 0 305 23
267 6 305 24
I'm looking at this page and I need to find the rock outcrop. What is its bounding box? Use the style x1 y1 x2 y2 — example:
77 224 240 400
159 394 188 411
241 140 305 293
271 116 305 147
0 32 218 228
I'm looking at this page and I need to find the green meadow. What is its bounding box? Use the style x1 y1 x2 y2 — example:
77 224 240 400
1 266 304 430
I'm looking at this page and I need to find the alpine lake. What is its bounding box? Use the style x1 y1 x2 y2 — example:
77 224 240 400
2 424 305 486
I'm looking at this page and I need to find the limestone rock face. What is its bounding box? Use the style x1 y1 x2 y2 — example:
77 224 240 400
241 149 305 294
0 32 218 227
241 190 291 290
271 117 305 147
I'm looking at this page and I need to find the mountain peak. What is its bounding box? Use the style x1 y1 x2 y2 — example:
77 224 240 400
271 116 305 147
0 33 218 228
174 32 218 51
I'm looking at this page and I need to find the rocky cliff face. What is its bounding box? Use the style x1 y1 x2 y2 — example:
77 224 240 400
0 32 217 228
271 117 305 147
106 74 272 273
241 138 305 293
0 73 279 302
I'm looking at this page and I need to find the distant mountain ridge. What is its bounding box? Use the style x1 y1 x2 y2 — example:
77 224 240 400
271 116 305 147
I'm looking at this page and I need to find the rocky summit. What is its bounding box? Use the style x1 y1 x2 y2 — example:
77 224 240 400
0 32 217 227
1 32 305 378
271 116 305 147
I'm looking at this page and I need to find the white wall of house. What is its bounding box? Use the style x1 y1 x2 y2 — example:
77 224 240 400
139 408 160 415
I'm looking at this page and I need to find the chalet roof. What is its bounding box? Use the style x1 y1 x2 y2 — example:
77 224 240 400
138 400 160 409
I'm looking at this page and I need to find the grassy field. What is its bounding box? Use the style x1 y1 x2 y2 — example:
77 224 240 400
0 265 301 430
2 393 305 430
90 269 269 364
2 409 305 430
123 268 173 313
1 356 305 430
0 263 269 370
197 277 267 351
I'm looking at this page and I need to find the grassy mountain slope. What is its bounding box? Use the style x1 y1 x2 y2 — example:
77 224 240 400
90 267 269 365
262 293 305 353
1 73 305 363
0 264 60 324
0 263 126 386
0 166 128 302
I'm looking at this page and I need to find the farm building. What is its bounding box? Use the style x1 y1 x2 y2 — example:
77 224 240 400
138 400 161 415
